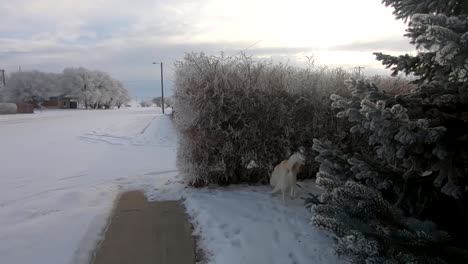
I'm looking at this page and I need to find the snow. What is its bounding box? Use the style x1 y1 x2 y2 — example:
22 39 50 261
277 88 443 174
0 109 342 264
0 108 183 264
183 184 341 264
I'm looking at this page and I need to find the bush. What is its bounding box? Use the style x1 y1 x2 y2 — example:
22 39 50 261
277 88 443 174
174 53 385 185
369 74 415 96
140 101 152 107
152 96 173 108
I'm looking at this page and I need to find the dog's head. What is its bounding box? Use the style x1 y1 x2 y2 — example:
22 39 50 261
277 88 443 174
289 152 305 174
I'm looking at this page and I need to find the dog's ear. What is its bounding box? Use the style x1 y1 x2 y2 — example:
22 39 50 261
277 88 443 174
298 146 305 155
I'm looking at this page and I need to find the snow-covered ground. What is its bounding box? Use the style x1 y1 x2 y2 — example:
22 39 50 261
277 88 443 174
0 108 341 264
184 185 341 264
0 108 182 264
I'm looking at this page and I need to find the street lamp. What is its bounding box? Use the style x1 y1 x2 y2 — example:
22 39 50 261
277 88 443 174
0 69 5 87
152 62 164 114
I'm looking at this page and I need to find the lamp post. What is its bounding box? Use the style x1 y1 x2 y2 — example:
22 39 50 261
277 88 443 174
152 62 164 114
0 69 5 86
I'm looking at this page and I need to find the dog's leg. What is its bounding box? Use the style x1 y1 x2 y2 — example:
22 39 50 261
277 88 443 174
290 185 295 200
271 186 279 195
282 190 286 204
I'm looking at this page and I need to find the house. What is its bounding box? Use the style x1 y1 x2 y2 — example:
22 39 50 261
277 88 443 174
43 96 79 109
16 103 34 113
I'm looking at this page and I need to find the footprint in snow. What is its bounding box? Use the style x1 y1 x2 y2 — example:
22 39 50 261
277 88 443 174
29 209 60 219
230 238 241 247
288 252 298 264
256 203 265 212
294 232 301 240
273 230 280 242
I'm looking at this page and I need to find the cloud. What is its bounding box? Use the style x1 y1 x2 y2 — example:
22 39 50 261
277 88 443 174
0 0 413 97
329 38 413 53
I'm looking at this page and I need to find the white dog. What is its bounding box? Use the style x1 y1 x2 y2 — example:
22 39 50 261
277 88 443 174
270 152 305 203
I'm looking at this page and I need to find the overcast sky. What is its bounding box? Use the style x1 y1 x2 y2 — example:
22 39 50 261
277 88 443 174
0 0 412 98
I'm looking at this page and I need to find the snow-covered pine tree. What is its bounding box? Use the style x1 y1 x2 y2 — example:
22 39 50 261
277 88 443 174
308 0 468 262
375 0 468 215
310 139 458 263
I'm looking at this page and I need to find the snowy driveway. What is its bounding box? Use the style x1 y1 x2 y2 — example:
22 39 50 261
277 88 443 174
0 109 179 264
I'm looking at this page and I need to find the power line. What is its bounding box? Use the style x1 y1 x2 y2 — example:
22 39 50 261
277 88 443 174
120 79 175 84
242 39 263 52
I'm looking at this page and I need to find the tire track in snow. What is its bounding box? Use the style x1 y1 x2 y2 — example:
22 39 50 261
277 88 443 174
58 173 88 181
140 116 158 134
0 178 116 207
78 115 176 148
144 169 178 176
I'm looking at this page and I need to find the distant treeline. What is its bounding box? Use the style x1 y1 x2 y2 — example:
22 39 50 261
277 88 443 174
0 67 131 109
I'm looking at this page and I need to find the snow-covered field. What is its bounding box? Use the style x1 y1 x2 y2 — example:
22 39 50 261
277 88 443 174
0 108 341 264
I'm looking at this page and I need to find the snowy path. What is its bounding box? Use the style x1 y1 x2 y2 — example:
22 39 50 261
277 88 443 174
0 109 182 264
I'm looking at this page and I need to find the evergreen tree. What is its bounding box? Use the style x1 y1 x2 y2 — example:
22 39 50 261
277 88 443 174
375 0 468 203
308 0 468 262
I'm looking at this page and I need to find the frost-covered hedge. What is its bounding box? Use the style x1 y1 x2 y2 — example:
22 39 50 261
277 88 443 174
174 53 356 185
173 53 413 185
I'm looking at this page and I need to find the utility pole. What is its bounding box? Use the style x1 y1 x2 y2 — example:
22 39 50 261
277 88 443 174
152 62 165 114
160 62 164 114
354 66 365 76
0 69 5 87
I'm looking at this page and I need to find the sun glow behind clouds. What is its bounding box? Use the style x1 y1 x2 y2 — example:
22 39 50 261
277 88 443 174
189 0 407 48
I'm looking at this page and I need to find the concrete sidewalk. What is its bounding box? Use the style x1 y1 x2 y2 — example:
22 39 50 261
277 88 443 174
93 191 195 264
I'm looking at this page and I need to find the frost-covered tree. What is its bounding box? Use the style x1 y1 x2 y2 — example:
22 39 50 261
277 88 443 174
62 67 95 108
5 71 59 105
140 101 153 107
1 68 129 109
374 0 468 206
152 96 172 108
61 67 130 109
113 80 131 108
308 0 468 263
89 71 113 108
